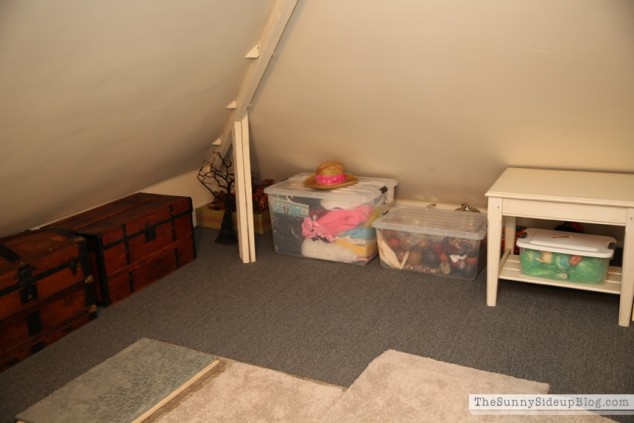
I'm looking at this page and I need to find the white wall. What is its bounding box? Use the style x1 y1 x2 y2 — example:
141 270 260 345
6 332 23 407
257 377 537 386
1 0 633 237
250 0 634 208
0 0 276 236
140 169 211 227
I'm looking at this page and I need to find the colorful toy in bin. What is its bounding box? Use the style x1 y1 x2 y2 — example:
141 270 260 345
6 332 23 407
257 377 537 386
516 229 616 284
372 206 488 280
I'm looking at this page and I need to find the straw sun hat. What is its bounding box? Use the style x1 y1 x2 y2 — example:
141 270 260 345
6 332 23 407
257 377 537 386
304 161 358 190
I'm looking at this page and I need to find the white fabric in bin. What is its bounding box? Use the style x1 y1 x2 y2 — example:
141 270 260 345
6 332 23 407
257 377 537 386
321 198 366 210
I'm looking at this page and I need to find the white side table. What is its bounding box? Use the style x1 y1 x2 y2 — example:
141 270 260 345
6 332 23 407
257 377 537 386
485 168 634 327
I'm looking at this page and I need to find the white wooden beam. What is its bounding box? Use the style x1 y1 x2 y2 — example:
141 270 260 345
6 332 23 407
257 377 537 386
212 0 297 262
245 43 260 59
215 0 298 155
233 114 255 263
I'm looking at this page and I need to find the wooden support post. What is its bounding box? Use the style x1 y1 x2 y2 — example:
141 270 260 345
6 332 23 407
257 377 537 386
232 114 255 263
212 0 297 263
215 0 298 156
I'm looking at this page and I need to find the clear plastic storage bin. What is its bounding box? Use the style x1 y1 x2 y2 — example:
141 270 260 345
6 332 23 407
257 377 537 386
516 228 616 284
372 206 487 280
264 173 398 265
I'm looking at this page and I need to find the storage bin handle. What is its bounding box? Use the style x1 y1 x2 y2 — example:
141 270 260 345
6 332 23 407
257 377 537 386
0 243 21 263
144 223 157 242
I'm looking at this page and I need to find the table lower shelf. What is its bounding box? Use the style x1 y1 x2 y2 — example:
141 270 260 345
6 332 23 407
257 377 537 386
498 254 622 295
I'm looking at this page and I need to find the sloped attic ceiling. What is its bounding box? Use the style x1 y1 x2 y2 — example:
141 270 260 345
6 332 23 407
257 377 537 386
2 0 634 239
0 0 276 237
249 0 634 205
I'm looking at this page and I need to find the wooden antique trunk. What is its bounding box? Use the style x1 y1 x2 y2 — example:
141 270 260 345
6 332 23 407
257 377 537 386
46 192 196 306
0 229 97 372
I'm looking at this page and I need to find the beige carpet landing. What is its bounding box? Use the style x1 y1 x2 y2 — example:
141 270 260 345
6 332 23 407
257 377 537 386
156 350 614 423
152 359 345 423
320 350 613 422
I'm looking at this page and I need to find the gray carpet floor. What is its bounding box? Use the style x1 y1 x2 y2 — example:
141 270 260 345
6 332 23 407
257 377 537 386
1 227 633 423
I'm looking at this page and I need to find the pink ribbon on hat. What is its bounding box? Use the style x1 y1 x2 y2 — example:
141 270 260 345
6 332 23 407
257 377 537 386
315 174 346 185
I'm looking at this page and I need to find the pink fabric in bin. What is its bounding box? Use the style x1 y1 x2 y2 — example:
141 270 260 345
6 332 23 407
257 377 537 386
302 204 372 242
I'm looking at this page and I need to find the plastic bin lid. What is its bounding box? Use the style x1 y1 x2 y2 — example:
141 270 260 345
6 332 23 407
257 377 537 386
264 172 398 203
516 229 616 258
372 205 487 240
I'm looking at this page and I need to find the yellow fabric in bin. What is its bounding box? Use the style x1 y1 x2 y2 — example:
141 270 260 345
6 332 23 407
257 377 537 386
366 208 383 228
334 237 377 257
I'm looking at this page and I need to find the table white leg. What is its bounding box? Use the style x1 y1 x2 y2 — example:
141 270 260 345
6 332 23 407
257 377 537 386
504 216 517 254
487 197 503 306
618 209 634 327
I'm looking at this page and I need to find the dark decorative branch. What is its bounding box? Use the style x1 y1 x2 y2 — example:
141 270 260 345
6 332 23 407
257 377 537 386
197 151 236 211
197 151 274 214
